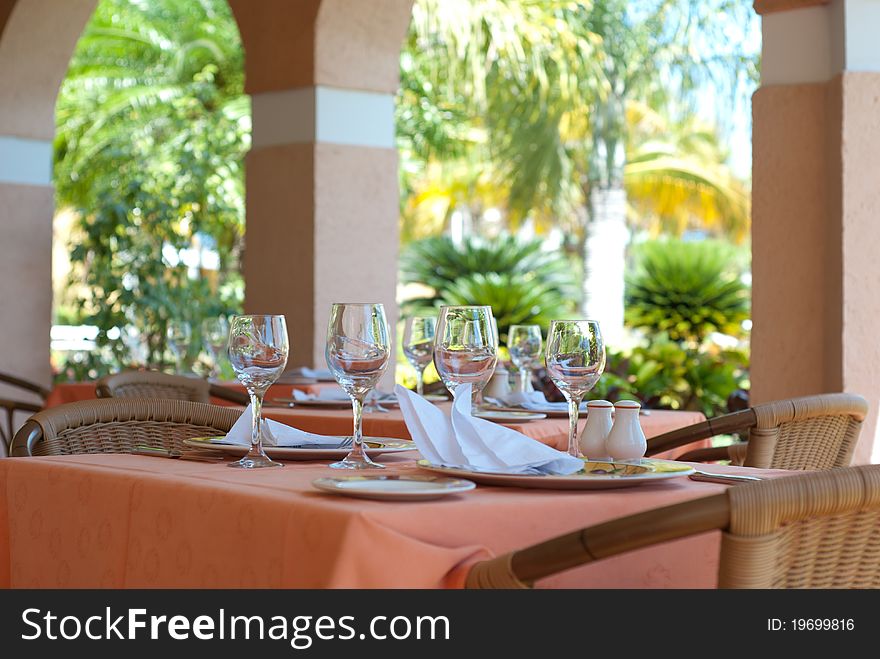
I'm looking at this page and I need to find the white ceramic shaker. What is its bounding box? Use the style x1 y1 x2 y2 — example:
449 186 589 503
605 400 647 462
578 400 613 460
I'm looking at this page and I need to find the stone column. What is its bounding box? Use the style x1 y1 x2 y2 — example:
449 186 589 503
752 0 880 462
230 0 412 373
0 0 96 397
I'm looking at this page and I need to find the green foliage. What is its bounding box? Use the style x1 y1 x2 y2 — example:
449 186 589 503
399 235 578 338
54 0 246 376
589 334 749 418
624 239 750 344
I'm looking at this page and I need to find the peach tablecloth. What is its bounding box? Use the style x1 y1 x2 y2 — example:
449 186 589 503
44 380 336 408
0 453 784 589
262 403 707 459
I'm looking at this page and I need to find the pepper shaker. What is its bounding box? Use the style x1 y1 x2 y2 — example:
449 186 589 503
605 400 647 461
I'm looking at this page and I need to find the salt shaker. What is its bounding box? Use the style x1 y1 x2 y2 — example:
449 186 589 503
605 400 647 461
483 364 512 399
578 400 613 460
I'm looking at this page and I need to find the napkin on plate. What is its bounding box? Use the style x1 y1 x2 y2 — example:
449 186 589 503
395 383 583 475
223 405 343 447
484 391 587 412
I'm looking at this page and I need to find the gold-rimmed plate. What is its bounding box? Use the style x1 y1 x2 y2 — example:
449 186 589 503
416 459 694 490
312 474 475 501
472 409 547 422
183 437 416 460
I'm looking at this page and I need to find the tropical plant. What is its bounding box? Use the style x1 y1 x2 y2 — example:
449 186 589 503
53 0 247 376
399 234 579 338
624 239 750 344
574 333 749 418
399 0 758 337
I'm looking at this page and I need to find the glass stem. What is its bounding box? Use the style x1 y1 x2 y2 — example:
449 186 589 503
567 394 583 458
471 387 482 413
416 368 425 396
349 394 366 459
519 368 529 392
249 391 264 454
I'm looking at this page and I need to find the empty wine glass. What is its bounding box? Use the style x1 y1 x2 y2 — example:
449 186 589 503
403 315 437 395
166 319 191 373
227 314 289 469
508 324 543 392
545 320 605 458
433 305 498 412
326 303 391 469
202 316 230 379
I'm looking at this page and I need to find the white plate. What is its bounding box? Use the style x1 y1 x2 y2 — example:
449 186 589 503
473 409 547 422
183 436 416 460
416 459 694 490
312 474 476 501
423 394 450 402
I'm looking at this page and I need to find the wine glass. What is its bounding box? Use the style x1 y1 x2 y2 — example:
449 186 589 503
433 305 498 412
326 303 391 469
227 314 289 469
166 319 191 373
202 316 230 379
545 320 605 458
403 315 437 395
507 324 543 392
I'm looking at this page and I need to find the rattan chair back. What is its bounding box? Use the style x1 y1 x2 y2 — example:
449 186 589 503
646 393 867 470
466 464 880 589
10 399 241 457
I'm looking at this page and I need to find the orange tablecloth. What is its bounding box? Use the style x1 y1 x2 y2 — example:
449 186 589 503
262 403 707 459
45 380 336 408
0 454 785 589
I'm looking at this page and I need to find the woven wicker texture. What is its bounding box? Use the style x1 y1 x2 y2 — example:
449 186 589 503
466 465 880 589
11 399 241 456
97 371 213 403
720 465 880 588
652 393 867 470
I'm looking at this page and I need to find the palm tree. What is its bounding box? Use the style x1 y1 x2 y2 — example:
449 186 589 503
399 0 757 339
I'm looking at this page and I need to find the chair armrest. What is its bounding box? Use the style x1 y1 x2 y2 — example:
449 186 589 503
0 372 50 401
675 444 746 464
646 408 756 457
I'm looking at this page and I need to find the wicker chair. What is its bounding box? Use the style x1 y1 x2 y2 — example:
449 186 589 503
467 464 880 588
0 371 51 458
10 399 242 457
645 393 868 470
96 370 249 405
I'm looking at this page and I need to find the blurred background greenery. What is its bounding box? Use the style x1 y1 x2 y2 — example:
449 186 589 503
52 0 757 419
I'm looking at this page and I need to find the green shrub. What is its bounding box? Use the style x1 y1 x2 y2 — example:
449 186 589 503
400 234 578 338
588 333 749 418
625 239 749 344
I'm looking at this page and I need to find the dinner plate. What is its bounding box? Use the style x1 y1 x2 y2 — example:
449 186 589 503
423 393 450 402
183 437 417 460
483 405 651 418
416 459 694 490
472 409 547 422
312 474 476 501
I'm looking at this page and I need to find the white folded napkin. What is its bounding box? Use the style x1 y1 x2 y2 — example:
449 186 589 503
485 391 587 412
223 405 343 447
395 383 584 475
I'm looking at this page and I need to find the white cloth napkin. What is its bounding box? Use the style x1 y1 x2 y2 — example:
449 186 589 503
395 383 583 475
222 405 342 447
485 391 587 412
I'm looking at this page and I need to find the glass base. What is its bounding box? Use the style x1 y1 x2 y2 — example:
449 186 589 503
228 451 284 469
329 453 385 470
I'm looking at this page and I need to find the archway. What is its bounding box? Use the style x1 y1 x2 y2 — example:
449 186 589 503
0 0 413 398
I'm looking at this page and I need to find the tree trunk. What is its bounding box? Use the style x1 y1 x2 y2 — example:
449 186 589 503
582 186 628 346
